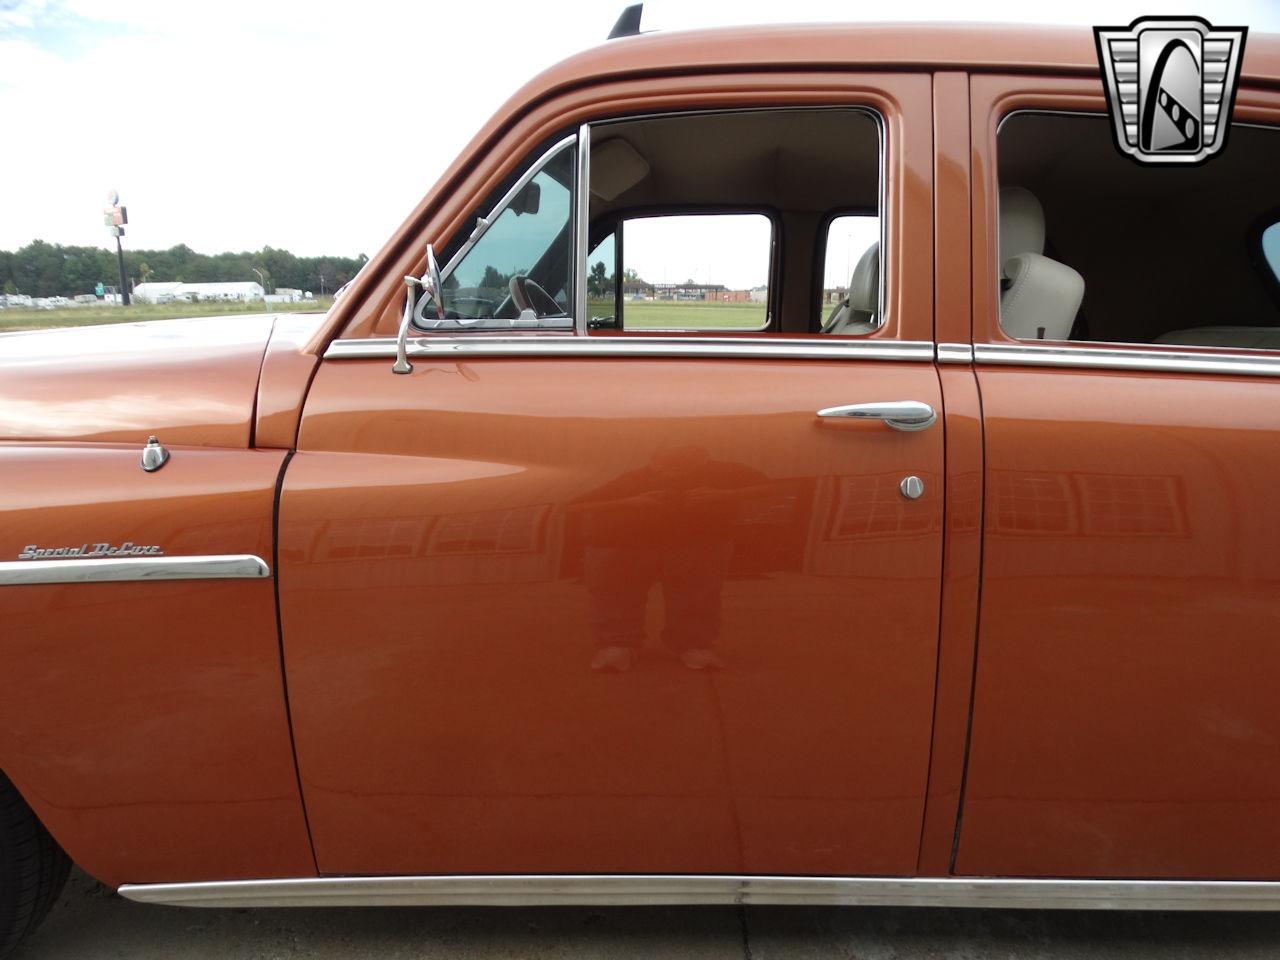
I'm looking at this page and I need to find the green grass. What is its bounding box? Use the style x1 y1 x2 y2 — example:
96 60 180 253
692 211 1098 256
593 298 767 330
3 296 763 335
0 298 333 332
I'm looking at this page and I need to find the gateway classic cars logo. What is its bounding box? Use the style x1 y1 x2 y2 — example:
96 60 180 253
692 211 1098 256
18 542 164 560
1094 16 1247 164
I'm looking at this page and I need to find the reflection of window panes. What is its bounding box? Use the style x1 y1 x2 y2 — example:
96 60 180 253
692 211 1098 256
586 232 616 329
819 214 880 333
1264 222 1280 283
439 144 574 324
618 214 772 331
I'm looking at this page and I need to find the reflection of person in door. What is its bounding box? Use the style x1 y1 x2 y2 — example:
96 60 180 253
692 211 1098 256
574 446 768 672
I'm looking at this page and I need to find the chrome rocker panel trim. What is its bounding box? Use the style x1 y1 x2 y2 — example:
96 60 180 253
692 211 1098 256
976 342 1280 377
325 336 935 363
118 874 1280 911
0 555 270 586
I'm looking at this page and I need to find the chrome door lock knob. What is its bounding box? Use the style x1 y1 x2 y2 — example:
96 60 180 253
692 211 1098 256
900 475 924 500
140 436 170 473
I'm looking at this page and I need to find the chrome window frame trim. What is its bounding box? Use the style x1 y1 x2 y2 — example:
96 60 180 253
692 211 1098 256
573 123 591 336
586 105 888 335
975 342 1280 378
324 336 934 362
0 555 271 586
118 873 1280 911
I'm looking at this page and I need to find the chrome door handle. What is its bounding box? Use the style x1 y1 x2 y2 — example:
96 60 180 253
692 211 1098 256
816 401 937 432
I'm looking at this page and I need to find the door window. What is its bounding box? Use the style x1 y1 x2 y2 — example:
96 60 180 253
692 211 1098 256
996 113 1280 349
587 108 882 335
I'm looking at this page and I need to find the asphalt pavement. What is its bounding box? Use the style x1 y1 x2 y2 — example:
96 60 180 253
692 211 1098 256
14 868 1280 959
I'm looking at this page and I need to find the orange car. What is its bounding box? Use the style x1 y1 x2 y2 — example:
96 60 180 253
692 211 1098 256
3 12 1280 954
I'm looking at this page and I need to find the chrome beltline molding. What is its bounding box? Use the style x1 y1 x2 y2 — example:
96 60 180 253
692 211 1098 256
325 336 935 362
936 342 974 363
0 555 270 586
975 342 1280 377
117 874 1280 910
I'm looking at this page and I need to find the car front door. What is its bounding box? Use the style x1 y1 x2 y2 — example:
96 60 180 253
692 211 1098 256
278 75 946 878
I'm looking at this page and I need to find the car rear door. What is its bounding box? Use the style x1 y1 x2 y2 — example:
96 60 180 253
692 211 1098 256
956 75 1280 880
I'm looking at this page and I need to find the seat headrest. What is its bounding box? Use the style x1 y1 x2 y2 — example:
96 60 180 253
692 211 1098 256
999 186 1045 268
848 242 879 314
1000 253 1084 342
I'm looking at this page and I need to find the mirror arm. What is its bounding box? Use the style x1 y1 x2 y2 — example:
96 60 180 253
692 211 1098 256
392 275 419 374
392 243 445 376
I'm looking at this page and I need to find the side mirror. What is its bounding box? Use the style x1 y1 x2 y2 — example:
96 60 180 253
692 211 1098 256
393 244 444 375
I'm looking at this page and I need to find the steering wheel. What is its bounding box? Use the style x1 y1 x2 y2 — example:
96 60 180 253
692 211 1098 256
509 275 561 317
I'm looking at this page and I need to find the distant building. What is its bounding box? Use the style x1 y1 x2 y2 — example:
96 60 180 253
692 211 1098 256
749 286 768 303
133 281 264 304
653 282 726 301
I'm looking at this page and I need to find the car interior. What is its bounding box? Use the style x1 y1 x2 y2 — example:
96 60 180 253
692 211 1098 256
585 108 881 334
998 113 1280 348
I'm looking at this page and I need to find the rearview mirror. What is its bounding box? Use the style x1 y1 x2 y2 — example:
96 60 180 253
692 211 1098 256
512 181 541 216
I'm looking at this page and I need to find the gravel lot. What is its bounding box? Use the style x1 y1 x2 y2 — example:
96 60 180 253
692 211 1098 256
14 868 1280 959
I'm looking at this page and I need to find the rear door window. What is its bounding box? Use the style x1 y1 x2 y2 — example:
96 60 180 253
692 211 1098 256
1263 220 1280 284
615 213 773 331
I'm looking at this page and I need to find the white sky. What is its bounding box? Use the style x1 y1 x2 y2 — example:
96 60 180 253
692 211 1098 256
2 0 1277 289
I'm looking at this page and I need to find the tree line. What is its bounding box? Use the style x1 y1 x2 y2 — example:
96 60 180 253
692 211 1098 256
0 240 369 298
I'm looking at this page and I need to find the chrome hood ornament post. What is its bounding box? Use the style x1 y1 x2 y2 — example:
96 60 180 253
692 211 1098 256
140 436 170 473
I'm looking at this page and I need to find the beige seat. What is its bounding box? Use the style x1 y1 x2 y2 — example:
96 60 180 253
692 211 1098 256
1155 326 1280 349
999 186 1084 342
822 242 879 334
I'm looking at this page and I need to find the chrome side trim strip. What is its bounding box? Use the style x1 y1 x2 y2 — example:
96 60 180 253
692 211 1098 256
118 874 1280 911
976 342 1280 378
325 336 936 363
0 555 270 586
936 342 973 364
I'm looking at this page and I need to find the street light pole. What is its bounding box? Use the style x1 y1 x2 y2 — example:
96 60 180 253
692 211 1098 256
251 267 269 311
105 189 130 306
115 233 131 307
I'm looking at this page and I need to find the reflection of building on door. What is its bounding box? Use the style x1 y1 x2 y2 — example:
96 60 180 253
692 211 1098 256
801 472 939 578
296 468 955 591
987 470 1188 538
294 504 563 588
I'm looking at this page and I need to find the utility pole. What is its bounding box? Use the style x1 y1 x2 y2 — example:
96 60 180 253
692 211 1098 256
104 189 131 306
251 267 270 311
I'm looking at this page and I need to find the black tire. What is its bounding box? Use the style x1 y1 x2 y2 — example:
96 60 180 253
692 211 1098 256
0 772 71 959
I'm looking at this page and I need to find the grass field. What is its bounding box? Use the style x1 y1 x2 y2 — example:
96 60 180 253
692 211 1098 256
0 298 334 333
594 298 767 330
